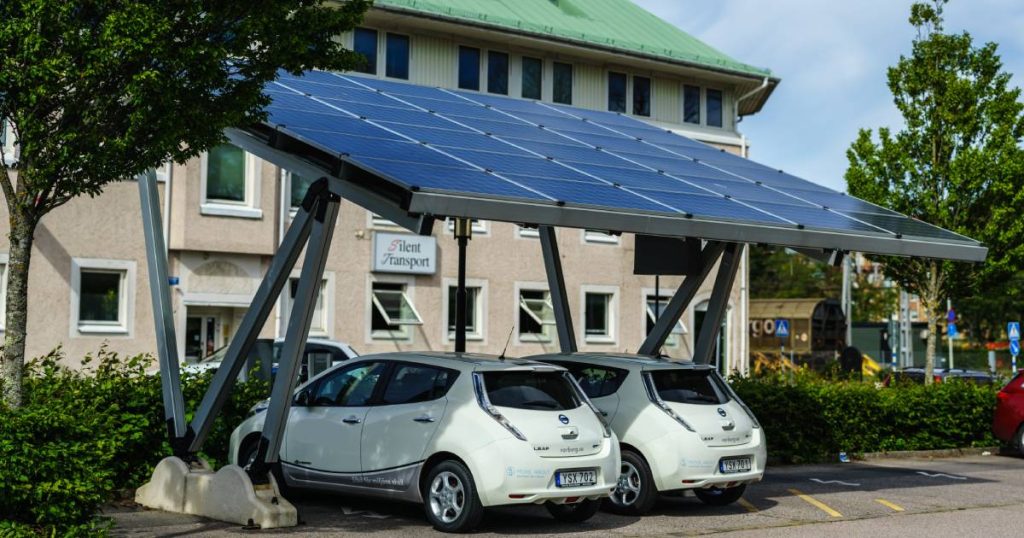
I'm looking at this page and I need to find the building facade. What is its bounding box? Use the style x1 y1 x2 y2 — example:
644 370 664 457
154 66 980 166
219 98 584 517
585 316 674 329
0 0 777 375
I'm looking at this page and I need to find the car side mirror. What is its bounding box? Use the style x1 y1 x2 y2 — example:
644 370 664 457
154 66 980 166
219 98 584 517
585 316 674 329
295 389 311 407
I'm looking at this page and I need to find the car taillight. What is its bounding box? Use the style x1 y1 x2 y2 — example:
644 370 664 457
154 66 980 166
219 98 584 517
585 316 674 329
997 391 1010 402
472 373 527 441
642 372 695 432
934 376 943 384
564 372 612 438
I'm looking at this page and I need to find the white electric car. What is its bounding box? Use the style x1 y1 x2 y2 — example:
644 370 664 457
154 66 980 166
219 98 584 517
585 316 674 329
529 353 765 515
229 352 619 532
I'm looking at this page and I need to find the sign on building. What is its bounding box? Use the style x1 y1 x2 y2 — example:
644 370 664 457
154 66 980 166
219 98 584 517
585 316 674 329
373 232 437 275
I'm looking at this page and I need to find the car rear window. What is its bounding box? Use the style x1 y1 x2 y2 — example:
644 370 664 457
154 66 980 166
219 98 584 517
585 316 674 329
483 371 582 411
650 369 729 405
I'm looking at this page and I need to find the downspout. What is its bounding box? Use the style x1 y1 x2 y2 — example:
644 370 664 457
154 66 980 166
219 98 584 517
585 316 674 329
734 77 768 374
275 169 288 337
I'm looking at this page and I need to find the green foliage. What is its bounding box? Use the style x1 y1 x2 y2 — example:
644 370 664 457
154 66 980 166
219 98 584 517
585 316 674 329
750 245 842 299
851 273 900 323
845 0 1024 376
733 371 1000 463
0 347 268 536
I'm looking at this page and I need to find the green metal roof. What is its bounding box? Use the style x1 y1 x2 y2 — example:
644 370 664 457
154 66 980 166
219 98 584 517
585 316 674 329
373 0 772 78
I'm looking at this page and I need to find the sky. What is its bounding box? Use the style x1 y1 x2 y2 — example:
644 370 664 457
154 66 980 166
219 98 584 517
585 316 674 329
632 0 1024 192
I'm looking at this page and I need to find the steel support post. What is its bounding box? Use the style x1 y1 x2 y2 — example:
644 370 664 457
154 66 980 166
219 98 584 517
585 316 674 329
693 243 743 365
186 179 329 454
453 219 472 353
252 192 340 480
539 226 576 353
138 170 188 448
638 241 727 356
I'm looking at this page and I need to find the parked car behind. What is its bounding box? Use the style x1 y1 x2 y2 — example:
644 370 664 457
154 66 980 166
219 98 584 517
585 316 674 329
883 367 994 386
230 352 620 532
529 352 765 515
183 337 358 384
994 370 1024 454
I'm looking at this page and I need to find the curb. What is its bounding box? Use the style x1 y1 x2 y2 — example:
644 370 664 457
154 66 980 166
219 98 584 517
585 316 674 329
855 446 1006 460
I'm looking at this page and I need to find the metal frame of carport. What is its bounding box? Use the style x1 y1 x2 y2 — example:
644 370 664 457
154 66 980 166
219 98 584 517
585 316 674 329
137 122 987 486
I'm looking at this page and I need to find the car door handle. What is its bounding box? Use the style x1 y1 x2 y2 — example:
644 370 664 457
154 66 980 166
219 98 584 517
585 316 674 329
413 415 436 423
342 416 362 424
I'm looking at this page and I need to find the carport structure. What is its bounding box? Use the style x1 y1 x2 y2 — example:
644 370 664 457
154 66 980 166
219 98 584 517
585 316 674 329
135 70 986 527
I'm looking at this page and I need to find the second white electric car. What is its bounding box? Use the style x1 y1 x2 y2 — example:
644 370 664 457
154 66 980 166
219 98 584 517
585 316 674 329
230 352 619 532
530 353 765 515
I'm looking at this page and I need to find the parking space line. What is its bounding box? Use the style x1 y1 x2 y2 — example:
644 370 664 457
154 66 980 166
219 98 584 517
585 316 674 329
875 498 905 512
788 488 842 518
737 497 759 513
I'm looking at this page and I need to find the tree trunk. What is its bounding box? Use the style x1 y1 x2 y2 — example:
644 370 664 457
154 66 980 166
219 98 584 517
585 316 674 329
921 263 942 386
0 213 35 408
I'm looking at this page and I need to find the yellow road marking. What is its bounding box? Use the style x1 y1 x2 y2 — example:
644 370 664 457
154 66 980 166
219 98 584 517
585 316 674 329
788 488 843 518
737 497 759 513
875 498 905 512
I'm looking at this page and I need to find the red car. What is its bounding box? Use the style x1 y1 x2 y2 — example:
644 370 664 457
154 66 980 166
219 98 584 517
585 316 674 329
994 371 1024 453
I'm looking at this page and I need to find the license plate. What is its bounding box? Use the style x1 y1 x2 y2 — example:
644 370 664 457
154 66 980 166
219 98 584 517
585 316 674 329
555 469 597 488
719 457 752 474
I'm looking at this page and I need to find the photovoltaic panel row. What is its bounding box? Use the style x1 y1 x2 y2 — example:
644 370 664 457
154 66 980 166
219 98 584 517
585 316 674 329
266 71 970 243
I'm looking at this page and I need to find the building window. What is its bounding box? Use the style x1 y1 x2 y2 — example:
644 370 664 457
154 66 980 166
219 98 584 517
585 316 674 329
371 282 422 339
583 229 618 244
607 72 627 113
518 288 555 341
518 225 539 238
283 276 330 337
694 300 730 374
289 172 316 210
354 27 378 75
683 85 701 125
446 218 488 235
521 57 543 100
553 62 573 105
707 88 724 127
633 76 651 117
583 290 616 343
487 51 509 95
201 144 261 218
458 46 481 91
385 33 410 80
446 285 483 341
71 258 135 335
369 212 400 229
646 294 685 347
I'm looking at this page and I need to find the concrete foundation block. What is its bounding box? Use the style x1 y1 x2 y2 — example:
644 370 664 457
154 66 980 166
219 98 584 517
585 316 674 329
135 457 297 529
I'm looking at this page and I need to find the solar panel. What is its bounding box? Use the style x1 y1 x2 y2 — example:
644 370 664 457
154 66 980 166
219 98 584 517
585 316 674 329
245 70 985 261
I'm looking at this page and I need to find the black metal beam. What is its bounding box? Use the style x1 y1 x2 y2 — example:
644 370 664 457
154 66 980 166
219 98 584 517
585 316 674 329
693 243 744 365
539 226 576 353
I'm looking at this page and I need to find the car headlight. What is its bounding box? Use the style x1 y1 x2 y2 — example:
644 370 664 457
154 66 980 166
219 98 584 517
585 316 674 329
642 372 696 432
472 373 527 441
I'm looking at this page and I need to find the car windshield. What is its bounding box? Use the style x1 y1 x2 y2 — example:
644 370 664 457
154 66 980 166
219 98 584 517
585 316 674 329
649 369 729 405
482 371 581 411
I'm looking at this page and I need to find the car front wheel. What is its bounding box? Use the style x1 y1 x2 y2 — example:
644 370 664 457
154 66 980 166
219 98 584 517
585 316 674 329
694 484 746 506
605 449 657 515
545 499 600 522
423 460 484 533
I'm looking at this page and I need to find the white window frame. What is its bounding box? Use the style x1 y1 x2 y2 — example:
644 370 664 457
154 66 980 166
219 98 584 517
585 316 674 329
0 253 8 331
517 225 540 238
199 146 262 219
366 274 420 342
515 282 555 344
70 258 136 336
280 270 335 338
442 277 488 343
583 229 619 245
691 296 734 373
446 217 489 236
1 118 17 165
642 287 687 348
367 211 402 230
580 285 618 345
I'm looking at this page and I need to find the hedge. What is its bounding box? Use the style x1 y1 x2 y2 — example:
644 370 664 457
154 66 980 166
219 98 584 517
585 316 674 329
732 371 1001 463
0 347 268 537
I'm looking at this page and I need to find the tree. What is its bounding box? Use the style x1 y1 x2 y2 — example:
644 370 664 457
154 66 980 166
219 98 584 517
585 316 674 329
749 245 842 299
851 273 899 323
0 0 372 407
845 0 1024 383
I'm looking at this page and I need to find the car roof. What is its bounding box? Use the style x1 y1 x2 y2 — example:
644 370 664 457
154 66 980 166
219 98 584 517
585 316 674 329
353 351 565 372
527 352 712 371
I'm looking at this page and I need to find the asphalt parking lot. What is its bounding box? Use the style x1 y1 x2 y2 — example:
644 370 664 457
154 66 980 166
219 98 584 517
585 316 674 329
110 453 1024 537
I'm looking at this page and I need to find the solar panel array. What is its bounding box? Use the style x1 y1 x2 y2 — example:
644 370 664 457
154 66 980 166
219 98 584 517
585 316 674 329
262 70 971 245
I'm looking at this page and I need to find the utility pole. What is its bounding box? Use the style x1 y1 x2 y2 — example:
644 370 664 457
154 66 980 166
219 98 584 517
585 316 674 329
899 290 913 368
841 253 853 345
947 298 954 370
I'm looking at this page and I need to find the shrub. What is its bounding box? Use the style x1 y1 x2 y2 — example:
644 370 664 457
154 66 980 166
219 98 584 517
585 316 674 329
0 347 268 536
732 371 1001 463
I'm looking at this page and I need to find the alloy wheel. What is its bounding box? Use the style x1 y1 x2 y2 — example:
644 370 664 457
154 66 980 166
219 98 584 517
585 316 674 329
429 471 466 523
612 461 642 506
